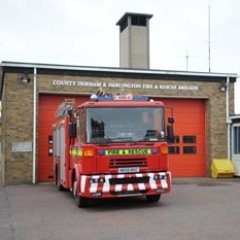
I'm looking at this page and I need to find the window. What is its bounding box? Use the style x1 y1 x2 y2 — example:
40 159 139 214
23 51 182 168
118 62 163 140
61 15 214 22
182 135 197 154
131 16 147 26
79 109 84 144
86 107 165 143
183 136 196 143
168 146 180 154
183 146 197 154
168 136 180 154
172 136 180 144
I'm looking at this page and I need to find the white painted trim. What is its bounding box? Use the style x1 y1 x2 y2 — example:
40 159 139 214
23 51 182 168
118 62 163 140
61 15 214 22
0 61 237 79
226 76 232 160
229 115 240 120
231 123 240 176
32 68 37 184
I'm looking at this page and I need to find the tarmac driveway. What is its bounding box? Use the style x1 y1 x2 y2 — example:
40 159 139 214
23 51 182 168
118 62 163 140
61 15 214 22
1 178 240 240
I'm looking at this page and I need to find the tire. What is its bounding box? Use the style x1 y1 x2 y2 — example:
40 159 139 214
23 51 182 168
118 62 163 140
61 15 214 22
75 195 89 208
146 194 161 202
57 180 64 191
73 177 89 208
56 167 64 191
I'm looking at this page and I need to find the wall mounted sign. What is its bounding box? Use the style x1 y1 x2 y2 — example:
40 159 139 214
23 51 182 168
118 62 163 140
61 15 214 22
12 142 32 153
52 80 199 91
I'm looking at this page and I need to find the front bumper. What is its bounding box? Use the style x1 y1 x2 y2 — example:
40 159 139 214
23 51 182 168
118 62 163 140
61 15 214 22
79 171 171 198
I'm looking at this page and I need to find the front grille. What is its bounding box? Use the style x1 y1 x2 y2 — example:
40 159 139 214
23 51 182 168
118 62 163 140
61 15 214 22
110 190 147 195
109 176 149 185
109 158 148 168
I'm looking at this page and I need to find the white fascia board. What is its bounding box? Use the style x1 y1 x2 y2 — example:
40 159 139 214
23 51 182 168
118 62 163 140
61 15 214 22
0 61 237 79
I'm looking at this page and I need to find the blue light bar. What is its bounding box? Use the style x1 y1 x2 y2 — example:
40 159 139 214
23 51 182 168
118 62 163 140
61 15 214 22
97 96 113 101
96 95 149 102
133 96 149 101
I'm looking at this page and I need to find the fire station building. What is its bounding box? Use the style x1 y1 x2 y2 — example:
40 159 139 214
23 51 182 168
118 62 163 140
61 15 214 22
0 13 238 185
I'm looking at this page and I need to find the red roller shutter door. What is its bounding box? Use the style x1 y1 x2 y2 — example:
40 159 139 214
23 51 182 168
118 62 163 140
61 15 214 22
38 95 206 181
160 98 206 177
38 94 89 182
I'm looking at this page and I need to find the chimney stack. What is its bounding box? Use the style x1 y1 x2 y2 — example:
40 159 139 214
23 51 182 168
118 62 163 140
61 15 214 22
116 12 153 69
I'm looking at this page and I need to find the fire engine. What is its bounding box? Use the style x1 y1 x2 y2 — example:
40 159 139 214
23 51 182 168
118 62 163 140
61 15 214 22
52 94 174 207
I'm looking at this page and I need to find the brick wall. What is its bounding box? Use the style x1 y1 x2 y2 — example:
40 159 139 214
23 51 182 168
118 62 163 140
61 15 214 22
1 71 235 184
1 73 33 185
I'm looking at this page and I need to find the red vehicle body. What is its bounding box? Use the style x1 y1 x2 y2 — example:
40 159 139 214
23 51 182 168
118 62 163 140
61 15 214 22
52 95 173 207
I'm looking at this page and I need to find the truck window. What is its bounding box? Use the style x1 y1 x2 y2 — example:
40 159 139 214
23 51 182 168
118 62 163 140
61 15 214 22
86 107 165 143
78 109 84 144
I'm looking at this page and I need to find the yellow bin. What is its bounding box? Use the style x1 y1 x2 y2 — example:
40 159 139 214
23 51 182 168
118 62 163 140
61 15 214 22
211 159 235 178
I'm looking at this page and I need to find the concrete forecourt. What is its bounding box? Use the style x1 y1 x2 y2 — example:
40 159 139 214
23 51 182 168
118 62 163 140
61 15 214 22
1 178 240 240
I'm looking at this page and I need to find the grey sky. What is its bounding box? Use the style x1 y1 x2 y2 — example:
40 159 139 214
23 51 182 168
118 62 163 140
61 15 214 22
0 0 239 113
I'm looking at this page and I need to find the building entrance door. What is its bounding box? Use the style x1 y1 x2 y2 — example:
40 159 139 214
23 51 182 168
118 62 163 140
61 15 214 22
232 124 240 176
154 98 206 177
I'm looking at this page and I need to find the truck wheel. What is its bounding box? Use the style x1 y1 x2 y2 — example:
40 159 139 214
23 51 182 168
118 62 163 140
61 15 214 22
73 177 89 208
56 167 64 191
75 195 89 208
146 194 161 202
57 180 64 191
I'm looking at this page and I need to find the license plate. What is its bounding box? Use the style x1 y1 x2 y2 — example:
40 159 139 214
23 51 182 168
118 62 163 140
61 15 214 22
118 167 140 173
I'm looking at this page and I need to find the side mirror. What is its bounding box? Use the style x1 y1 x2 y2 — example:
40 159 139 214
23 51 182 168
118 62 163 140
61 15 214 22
168 117 175 124
167 125 174 143
69 122 77 138
167 116 175 142
167 125 174 142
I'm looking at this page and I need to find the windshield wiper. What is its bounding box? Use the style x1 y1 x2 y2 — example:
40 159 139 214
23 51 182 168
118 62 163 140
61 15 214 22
106 137 133 142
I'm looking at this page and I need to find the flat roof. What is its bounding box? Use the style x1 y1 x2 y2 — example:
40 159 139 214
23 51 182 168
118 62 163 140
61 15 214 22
1 61 237 78
116 12 153 26
230 115 240 120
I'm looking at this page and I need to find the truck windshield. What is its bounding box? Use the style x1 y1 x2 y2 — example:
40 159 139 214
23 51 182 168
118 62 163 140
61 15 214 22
86 107 165 143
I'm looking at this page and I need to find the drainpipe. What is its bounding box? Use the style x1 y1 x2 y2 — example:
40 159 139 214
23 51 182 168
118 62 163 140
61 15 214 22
32 67 37 184
226 76 231 159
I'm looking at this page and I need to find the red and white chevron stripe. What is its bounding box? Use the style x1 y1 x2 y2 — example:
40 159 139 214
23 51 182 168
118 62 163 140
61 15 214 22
79 172 171 196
